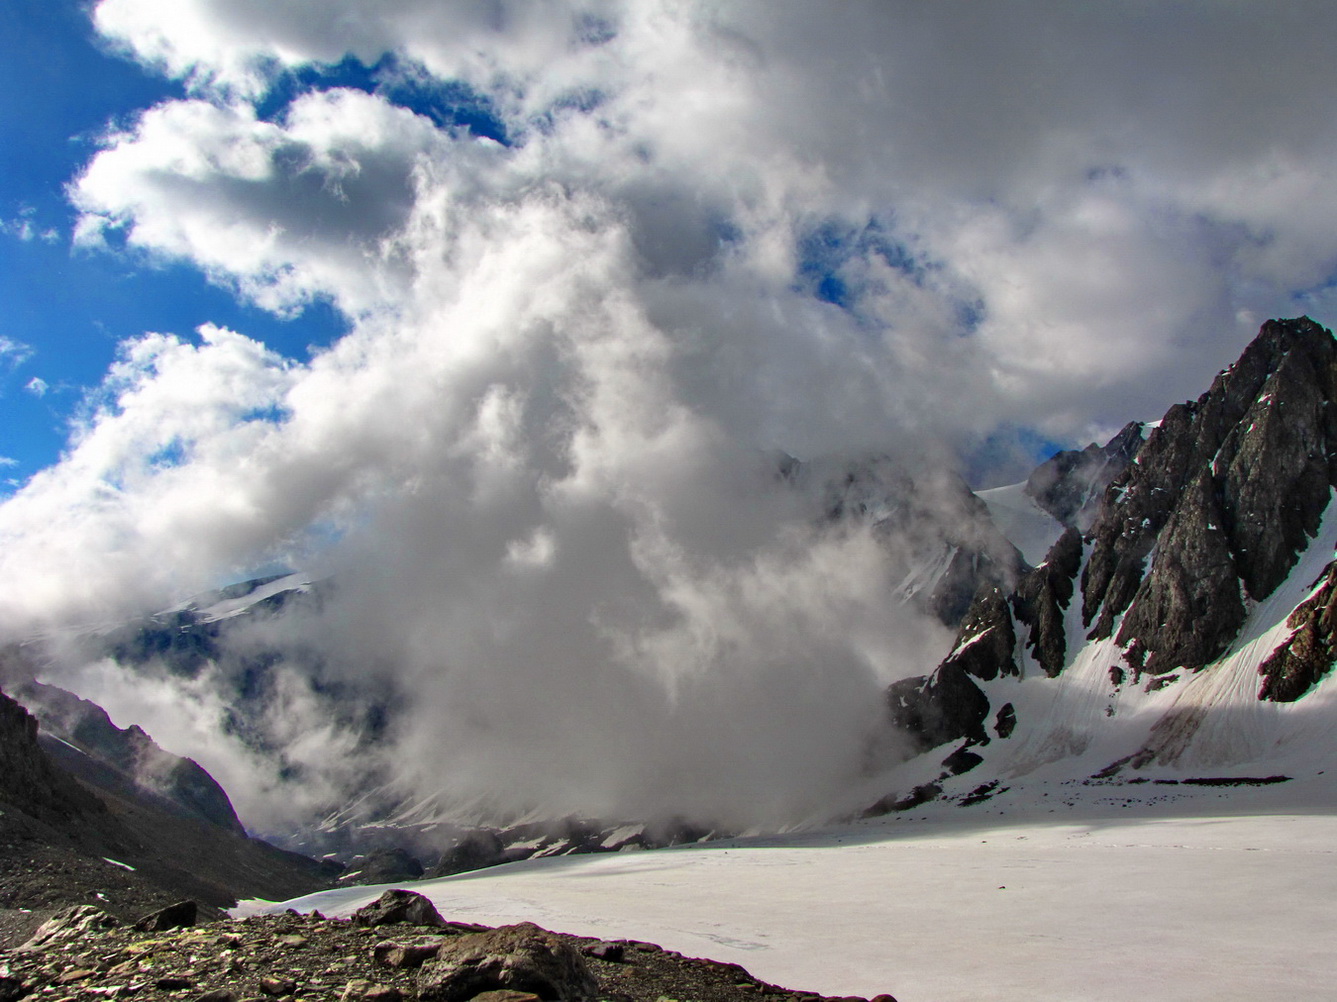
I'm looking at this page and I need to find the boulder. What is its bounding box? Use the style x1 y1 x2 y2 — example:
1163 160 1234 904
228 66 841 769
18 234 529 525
134 900 198 932
17 905 119 951
352 890 446 929
417 922 597 1001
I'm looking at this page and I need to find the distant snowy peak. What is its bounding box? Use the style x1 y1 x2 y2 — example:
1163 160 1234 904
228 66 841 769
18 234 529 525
878 317 1337 808
975 482 1064 566
182 572 313 623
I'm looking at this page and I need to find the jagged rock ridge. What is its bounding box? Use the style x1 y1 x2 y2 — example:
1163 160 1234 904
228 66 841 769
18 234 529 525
879 317 1337 800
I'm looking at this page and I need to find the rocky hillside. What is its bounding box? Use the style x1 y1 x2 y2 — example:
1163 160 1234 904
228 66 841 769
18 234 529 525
0 684 335 944
877 316 1337 807
0 889 900 1002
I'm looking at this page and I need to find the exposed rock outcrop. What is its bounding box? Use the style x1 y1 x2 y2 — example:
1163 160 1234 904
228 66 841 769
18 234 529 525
1257 560 1337 701
878 318 1337 793
418 923 598 1002
1083 316 1337 662
0 901 901 1002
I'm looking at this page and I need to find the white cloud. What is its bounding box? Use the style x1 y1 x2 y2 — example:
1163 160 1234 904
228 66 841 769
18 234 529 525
0 336 32 368
24 377 48 397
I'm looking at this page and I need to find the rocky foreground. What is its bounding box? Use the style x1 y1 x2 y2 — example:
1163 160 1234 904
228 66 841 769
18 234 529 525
0 890 897 1002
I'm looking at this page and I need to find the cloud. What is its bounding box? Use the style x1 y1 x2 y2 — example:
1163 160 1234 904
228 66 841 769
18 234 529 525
0 336 32 368
25 377 48 397
6 1 1337 831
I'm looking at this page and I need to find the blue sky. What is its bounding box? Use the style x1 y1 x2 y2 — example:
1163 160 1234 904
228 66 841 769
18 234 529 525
0 2 351 487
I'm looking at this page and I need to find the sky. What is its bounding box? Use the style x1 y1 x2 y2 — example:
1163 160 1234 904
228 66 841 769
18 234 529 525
5 0 1337 833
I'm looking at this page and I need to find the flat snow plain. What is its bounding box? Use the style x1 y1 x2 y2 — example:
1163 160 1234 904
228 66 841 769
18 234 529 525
244 779 1337 1002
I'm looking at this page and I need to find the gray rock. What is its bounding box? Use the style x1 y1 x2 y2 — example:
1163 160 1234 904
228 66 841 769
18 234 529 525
17 905 119 951
1025 420 1145 530
417 922 597 1001
1117 471 1245 673
351 890 447 929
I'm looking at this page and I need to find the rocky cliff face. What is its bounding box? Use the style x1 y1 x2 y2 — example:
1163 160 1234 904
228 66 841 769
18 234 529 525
0 688 108 832
1025 420 1146 530
8 678 245 835
878 317 1337 797
0 678 334 922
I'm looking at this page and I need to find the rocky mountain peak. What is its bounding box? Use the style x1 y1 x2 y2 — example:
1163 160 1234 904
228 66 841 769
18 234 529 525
877 317 1337 792
1084 316 1337 671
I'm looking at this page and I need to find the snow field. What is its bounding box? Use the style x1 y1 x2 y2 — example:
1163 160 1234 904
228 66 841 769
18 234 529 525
245 803 1337 1002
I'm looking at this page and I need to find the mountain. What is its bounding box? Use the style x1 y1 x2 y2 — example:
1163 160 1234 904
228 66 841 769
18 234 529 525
0 656 335 940
874 316 1337 809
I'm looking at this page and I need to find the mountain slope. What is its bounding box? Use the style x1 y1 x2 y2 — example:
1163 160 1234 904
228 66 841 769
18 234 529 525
877 316 1337 806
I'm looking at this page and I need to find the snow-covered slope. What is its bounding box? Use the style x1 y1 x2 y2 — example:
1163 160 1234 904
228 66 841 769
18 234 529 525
886 318 1337 807
976 481 1064 566
246 783 1337 1002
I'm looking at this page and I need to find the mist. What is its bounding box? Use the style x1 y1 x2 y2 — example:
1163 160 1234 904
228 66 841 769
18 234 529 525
5 1 1337 833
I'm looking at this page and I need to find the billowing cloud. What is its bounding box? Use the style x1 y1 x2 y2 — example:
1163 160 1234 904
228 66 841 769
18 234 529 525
5 1 1337 831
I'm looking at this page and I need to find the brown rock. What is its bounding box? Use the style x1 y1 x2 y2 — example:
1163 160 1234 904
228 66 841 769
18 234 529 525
417 922 597 1001
340 980 403 1002
580 941 624 962
468 992 542 1002
195 991 237 1002
372 938 446 969
351 890 446 929
258 977 296 997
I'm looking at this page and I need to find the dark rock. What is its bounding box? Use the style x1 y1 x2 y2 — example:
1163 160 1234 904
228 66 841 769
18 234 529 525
941 746 984 776
886 663 989 753
0 689 110 836
1084 317 1337 646
1013 527 1083 676
941 586 1018 682
428 830 509 878
340 848 424 886
1116 471 1245 673
0 976 28 1002
581 941 624 962
417 922 598 1002
156 976 196 991
1258 560 1337 701
993 702 1016 739
1025 420 1146 530
195 991 236 1002
14 678 245 835
134 900 198 932
352 890 447 929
